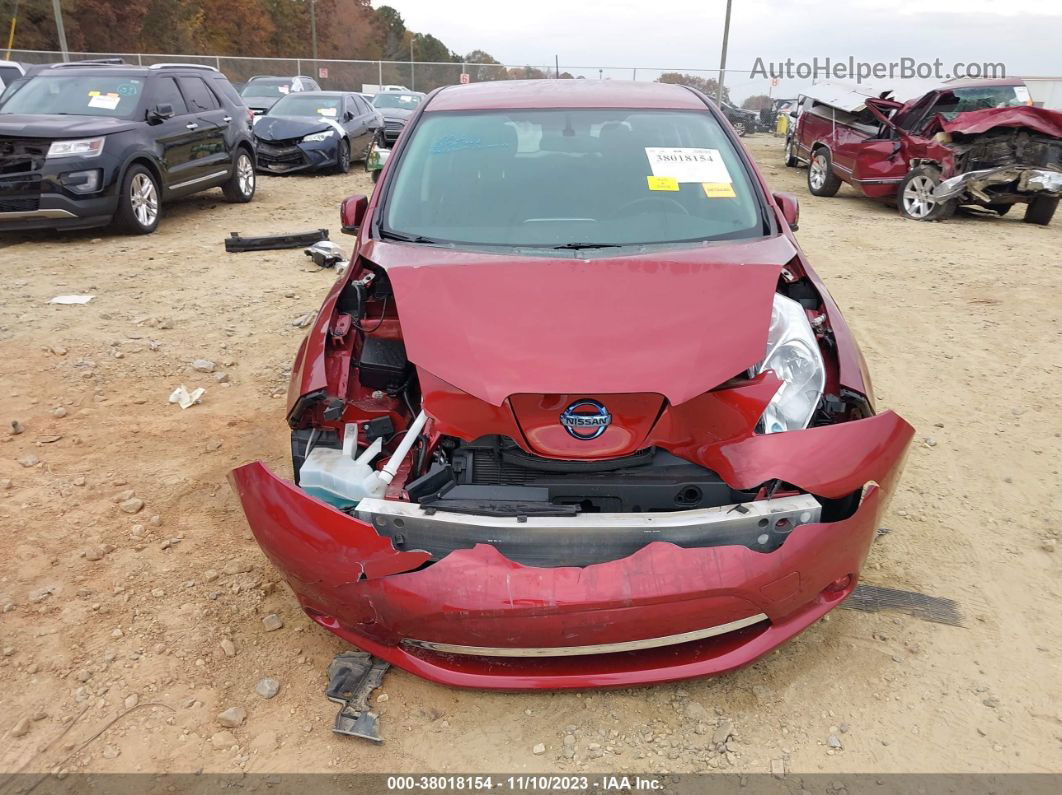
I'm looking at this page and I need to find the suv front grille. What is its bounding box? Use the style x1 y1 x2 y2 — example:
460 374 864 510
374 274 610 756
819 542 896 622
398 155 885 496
0 138 49 175
0 197 40 212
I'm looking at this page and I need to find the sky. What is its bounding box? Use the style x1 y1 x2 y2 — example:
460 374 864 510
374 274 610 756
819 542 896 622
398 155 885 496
381 0 1062 103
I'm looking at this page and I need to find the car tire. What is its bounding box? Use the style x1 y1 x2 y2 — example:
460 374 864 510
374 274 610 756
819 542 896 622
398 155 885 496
222 149 256 203
1023 195 1058 226
114 164 161 235
784 137 799 167
733 121 746 137
897 166 956 221
335 139 351 174
807 148 841 197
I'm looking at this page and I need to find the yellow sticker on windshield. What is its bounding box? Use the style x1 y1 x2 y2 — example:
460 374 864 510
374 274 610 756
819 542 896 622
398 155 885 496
702 182 736 198
647 176 679 191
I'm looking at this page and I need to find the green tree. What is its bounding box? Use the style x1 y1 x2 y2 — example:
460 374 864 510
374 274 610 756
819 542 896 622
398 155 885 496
741 94 772 111
657 72 730 105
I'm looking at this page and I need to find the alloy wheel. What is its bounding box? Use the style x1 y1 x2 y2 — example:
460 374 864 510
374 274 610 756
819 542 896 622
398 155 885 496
130 173 158 228
902 174 937 219
236 154 255 196
809 155 827 189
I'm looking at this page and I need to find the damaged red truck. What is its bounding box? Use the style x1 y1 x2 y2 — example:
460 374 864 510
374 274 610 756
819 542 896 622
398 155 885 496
787 79 1062 223
230 80 914 689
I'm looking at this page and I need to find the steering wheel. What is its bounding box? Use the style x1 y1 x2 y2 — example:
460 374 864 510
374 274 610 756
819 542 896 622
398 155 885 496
612 196 691 217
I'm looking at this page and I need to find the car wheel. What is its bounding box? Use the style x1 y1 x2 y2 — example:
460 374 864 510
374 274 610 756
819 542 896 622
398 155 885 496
222 150 256 203
114 165 161 234
335 139 351 174
733 121 746 137
784 137 799 168
1023 195 1058 226
897 166 955 221
807 148 841 197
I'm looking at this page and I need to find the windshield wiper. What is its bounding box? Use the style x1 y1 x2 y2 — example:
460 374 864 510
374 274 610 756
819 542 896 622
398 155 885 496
552 242 623 250
380 230 441 244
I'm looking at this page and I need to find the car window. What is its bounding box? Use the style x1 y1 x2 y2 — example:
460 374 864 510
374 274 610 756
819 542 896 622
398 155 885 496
384 108 763 249
269 94 342 118
373 93 422 110
242 79 293 98
177 76 219 112
351 95 369 115
152 77 188 116
0 73 145 118
932 86 1029 119
0 66 21 86
212 77 246 109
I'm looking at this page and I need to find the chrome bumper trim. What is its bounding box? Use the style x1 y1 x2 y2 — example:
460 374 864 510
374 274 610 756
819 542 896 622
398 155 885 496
404 613 770 658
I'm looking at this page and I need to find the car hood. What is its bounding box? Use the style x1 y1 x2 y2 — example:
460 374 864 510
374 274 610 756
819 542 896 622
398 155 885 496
0 114 139 137
936 106 1062 138
254 114 335 141
379 108 414 122
359 236 795 407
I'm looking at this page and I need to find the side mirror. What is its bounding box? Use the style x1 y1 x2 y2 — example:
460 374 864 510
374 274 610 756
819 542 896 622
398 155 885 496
773 192 799 231
344 111 355 122
340 194 368 235
149 103 174 123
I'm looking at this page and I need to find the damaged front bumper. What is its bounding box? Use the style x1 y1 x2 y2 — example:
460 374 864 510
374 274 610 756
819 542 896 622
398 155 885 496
229 411 913 689
934 165 1062 202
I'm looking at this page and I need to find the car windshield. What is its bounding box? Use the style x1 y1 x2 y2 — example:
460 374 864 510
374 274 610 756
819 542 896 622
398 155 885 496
373 93 421 109
242 80 294 98
934 86 1030 119
383 108 764 249
269 94 341 118
0 74 144 118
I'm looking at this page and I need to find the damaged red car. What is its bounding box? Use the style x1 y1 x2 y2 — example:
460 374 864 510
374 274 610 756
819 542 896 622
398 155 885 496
230 80 914 690
789 79 1062 224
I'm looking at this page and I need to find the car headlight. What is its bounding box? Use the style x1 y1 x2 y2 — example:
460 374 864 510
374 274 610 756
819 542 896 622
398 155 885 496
753 294 825 433
47 137 105 159
302 130 334 142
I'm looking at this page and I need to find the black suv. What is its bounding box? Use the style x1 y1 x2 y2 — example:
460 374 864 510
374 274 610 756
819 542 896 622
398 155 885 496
0 62 257 234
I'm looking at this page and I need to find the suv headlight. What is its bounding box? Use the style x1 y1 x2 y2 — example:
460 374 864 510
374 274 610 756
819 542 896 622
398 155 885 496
47 137 105 159
302 130 334 142
753 294 825 433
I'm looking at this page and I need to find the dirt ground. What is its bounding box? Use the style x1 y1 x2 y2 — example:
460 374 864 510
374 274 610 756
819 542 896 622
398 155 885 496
1 135 1060 778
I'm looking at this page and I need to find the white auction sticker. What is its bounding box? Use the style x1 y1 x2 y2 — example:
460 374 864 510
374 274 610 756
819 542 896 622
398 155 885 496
644 147 732 184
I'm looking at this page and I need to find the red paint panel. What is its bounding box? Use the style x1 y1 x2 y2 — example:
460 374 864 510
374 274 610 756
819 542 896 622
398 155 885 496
938 106 1062 138
375 238 792 407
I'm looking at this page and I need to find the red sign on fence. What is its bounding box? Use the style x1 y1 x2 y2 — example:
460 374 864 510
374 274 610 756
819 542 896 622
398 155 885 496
459 73 470 85
319 67 328 79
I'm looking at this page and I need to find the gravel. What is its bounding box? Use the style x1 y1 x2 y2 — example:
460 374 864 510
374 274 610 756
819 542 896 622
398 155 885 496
217 706 247 728
255 677 280 699
261 614 284 631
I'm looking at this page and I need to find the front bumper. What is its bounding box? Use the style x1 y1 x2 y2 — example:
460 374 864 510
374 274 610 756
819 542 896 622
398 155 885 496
255 137 338 174
229 411 913 689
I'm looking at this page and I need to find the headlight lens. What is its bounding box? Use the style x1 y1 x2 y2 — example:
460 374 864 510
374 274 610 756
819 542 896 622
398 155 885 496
753 294 825 433
302 130 334 142
47 137 105 159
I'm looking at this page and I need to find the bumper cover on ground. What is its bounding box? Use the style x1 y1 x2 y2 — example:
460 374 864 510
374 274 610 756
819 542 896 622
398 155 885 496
229 411 912 689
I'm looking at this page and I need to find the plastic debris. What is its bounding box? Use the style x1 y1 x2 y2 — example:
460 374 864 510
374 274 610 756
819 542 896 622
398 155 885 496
50 295 95 305
168 385 205 409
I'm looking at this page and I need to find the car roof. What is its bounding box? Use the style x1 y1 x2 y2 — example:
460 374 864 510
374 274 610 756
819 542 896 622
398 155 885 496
249 75 316 82
29 64 224 79
940 77 1025 90
279 90 347 97
426 79 707 112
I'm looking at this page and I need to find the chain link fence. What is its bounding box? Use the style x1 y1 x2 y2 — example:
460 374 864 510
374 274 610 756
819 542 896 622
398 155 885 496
5 49 789 107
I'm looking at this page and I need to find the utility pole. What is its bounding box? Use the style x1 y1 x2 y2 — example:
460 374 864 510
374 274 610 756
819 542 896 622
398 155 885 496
309 0 317 65
716 0 733 106
410 37 414 90
554 54 559 79
51 0 68 61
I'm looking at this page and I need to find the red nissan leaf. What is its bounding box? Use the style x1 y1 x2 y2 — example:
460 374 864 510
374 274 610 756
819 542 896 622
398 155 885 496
230 80 913 689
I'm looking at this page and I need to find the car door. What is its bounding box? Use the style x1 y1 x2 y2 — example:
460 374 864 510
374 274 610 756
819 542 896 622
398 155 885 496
345 95 373 154
173 75 230 189
147 76 205 192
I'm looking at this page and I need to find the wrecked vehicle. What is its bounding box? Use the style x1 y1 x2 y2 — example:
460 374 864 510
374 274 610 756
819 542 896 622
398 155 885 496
789 79 1061 224
230 80 914 689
